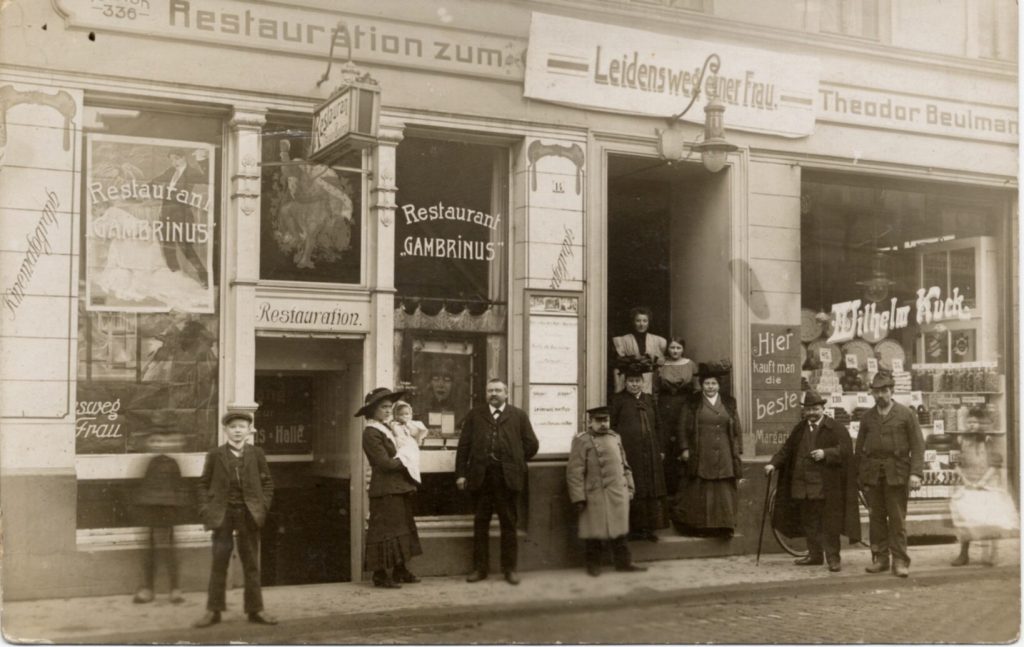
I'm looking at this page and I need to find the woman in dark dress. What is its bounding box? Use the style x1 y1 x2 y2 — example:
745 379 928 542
611 357 668 541
673 362 743 536
358 387 423 588
657 338 697 496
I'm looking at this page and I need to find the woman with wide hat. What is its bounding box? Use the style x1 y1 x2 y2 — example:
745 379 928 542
673 361 744 536
357 387 423 588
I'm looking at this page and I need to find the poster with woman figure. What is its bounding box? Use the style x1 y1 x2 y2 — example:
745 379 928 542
85 134 216 313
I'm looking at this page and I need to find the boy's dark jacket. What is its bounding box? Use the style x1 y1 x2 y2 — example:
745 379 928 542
198 444 274 530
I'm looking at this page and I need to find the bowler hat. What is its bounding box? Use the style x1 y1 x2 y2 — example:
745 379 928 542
802 390 827 407
869 372 895 390
586 405 610 417
354 387 410 418
221 410 254 426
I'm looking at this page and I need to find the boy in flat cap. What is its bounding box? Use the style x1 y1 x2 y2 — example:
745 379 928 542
194 410 276 628
567 405 647 576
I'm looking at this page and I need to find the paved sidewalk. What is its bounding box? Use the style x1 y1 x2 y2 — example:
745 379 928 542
3 540 1019 644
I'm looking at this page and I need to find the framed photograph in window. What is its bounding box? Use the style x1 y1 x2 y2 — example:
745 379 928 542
411 339 474 436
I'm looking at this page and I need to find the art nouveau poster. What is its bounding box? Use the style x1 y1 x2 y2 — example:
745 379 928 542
85 134 216 313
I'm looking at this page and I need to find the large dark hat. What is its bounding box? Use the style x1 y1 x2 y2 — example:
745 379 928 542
697 360 732 380
354 387 410 418
586 405 610 418
802 390 827 407
869 371 895 390
221 410 254 426
617 354 654 378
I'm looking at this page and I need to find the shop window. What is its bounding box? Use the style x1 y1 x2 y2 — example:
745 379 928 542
77 106 223 457
798 176 1010 501
820 0 879 40
259 118 364 283
393 136 509 517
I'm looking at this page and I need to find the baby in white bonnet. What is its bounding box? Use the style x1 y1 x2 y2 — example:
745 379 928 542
389 400 429 484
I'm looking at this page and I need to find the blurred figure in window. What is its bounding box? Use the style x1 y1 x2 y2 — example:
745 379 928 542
132 424 189 604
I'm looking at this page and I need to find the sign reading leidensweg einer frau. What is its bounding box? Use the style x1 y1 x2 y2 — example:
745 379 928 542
525 13 820 138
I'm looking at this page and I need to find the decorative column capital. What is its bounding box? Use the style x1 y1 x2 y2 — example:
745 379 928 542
229 108 267 131
377 119 405 147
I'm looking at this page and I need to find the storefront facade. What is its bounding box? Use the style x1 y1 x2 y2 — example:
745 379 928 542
1 0 1016 599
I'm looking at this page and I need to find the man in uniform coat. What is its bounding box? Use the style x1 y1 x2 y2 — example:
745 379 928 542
765 390 860 572
567 405 647 576
193 410 276 628
856 372 924 577
456 378 539 585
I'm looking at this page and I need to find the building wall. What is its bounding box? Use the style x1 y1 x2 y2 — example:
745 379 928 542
0 0 1016 599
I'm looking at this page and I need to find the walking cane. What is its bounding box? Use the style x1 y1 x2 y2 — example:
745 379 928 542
756 471 773 565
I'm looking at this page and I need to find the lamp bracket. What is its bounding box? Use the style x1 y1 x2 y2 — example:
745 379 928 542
667 53 721 124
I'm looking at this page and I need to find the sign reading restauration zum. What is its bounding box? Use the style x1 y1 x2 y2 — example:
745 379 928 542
525 13 820 138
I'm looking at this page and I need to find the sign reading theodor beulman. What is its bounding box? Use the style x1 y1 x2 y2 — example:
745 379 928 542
86 135 216 313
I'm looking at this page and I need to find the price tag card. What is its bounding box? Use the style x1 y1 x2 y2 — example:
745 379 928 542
933 419 945 434
910 391 923 406
856 392 874 408
830 393 845 407
441 414 456 436
845 354 859 369
819 347 833 364
849 421 860 439
892 358 904 373
866 357 879 374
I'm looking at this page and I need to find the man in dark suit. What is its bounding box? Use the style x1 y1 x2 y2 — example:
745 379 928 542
455 378 539 584
765 390 860 572
193 410 277 628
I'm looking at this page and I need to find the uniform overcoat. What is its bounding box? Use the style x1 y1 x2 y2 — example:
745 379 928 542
566 430 636 539
769 416 862 543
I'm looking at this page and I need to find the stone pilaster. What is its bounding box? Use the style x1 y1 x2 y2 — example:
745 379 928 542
223 107 266 429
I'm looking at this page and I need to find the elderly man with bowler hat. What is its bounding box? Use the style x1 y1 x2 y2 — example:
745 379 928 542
765 390 860 572
857 371 925 577
194 410 276 628
456 378 539 585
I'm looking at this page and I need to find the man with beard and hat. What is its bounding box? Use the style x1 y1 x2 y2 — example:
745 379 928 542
765 390 860 572
857 371 924 578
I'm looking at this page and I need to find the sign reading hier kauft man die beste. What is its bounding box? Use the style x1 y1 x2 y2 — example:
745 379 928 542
750 324 802 455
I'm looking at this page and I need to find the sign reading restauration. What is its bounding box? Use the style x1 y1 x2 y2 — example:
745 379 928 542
255 296 370 334
524 13 820 138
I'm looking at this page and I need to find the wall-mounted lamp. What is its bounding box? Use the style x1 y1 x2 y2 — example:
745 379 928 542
656 54 738 173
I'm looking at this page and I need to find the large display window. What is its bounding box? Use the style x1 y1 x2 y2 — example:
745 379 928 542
393 135 509 517
798 174 1012 500
77 106 222 457
76 104 223 530
259 117 364 284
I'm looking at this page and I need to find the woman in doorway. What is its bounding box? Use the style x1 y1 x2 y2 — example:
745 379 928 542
358 387 423 588
611 306 667 396
673 362 743 537
611 356 668 541
657 338 697 496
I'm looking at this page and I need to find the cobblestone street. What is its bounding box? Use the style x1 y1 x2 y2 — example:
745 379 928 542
286 570 1019 644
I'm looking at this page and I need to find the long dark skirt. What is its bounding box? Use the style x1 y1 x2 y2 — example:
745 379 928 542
673 477 738 532
630 495 668 532
365 493 422 571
